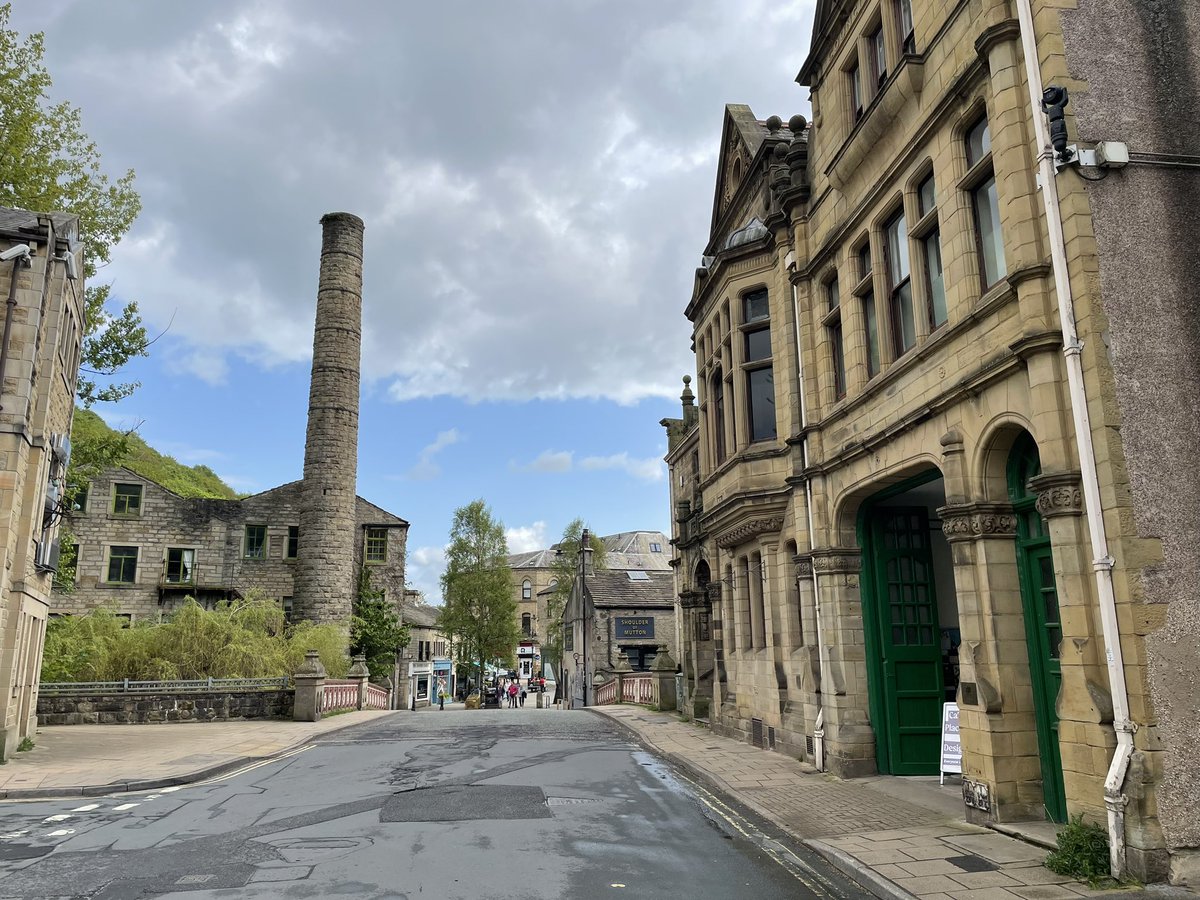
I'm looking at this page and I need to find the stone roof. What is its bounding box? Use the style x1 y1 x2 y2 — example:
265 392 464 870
584 570 674 608
401 603 441 628
0 207 78 241
508 531 670 572
507 547 559 568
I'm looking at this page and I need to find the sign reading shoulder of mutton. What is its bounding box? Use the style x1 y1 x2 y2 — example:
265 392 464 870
614 616 655 639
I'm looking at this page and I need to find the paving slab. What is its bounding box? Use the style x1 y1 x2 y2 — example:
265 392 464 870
587 705 1182 900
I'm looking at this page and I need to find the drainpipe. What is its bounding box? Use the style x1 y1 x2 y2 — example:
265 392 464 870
790 258 828 771
0 245 33 412
1014 0 1134 877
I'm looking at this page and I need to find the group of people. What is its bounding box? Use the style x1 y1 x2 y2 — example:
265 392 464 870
494 674 548 708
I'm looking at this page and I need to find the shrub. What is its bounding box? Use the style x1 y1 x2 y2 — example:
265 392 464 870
41 593 349 682
1045 815 1111 885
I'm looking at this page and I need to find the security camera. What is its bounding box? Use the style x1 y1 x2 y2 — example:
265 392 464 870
0 244 33 263
1041 86 1072 162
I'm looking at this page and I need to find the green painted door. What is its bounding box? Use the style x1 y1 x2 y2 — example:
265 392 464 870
1009 435 1068 823
870 507 943 775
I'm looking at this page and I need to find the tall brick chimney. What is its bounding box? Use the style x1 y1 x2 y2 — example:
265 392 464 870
294 212 364 623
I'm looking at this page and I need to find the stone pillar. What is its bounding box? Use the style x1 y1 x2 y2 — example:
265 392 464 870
378 676 394 710
614 649 632 704
348 654 370 710
652 645 678 712
293 650 327 722
294 212 365 624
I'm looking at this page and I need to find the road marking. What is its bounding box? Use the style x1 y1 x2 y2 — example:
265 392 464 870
42 814 70 822
157 786 182 793
0 830 27 838
194 744 314 786
46 829 74 837
111 803 139 811
71 804 100 812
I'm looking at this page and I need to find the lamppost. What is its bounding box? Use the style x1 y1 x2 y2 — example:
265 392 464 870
580 528 591 707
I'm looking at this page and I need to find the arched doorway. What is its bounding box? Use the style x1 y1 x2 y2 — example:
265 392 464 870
1007 433 1067 822
858 468 960 775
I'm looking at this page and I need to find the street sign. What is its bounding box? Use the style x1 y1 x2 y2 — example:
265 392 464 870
614 616 654 639
940 702 962 784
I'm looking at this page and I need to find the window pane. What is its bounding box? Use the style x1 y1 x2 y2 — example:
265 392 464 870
108 546 137 583
973 175 1007 286
522 580 532 599
113 483 142 515
924 230 947 326
287 526 299 559
858 242 872 278
892 281 916 354
864 293 881 377
743 289 769 323
72 485 89 513
898 0 914 42
712 375 726 463
886 212 910 287
747 367 776 441
831 320 847 398
918 174 936 218
745 327 771 362
827 277 839 311
966 117 991 167
850 64 863 116
365 527 388 563
244 525 266 559
872 28 886 82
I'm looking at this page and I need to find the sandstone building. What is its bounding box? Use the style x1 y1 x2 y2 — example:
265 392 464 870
508 530 670 680
663 0 1199 883
54 465 408 622
0 209 86 758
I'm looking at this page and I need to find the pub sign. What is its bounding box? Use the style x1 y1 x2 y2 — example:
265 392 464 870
614 616 655 639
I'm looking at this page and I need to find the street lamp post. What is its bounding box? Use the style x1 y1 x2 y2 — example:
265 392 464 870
580 528 591 707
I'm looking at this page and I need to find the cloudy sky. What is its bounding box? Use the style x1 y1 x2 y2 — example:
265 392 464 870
13 1 815 602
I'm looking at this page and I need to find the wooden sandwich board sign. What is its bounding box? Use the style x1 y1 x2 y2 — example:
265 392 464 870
940 702 962 784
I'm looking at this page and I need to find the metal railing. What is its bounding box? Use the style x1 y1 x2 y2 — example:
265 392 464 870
39 677 290 696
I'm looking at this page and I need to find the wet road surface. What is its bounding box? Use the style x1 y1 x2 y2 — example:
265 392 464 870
0 709 876 899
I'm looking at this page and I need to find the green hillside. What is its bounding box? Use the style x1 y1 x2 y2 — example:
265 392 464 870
71 409 240 499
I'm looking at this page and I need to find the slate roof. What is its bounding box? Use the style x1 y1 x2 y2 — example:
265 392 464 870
584 570 674 608
401 603 441 628
0 207 78 240
508 531 670 572
508 548 559 568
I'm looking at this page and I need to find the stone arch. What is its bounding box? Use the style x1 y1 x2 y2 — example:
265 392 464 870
831 453 944 546
694 558 711 591
973 413 1038 502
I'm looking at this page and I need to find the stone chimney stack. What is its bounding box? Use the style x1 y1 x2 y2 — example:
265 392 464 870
294 212 364 623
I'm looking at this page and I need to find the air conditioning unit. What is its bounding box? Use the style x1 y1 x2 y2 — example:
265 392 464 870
34 538 60 573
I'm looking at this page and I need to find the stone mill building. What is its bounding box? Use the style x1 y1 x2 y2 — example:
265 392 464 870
55 212 411 625
661 0 1200 885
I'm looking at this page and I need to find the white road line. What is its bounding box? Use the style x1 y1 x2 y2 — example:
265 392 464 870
111 802 139 811
70 803 100 812
157 786 182 793
42 814 70 823
193 744 314 786
46 829 74 837
0 830 27 839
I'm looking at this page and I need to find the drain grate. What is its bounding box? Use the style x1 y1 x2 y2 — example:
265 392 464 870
947 854 999 873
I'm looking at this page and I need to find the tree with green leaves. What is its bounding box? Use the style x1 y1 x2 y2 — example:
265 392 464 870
351 568 410 679
542 518 606 684
439 500 519 695
0 4 148 407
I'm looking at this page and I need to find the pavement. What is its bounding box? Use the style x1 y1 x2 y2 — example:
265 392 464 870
589 704 1170 900
0 709 395 799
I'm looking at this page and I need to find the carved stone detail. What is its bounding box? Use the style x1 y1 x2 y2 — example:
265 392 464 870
793 555 814 579
810 549 861 574
1029 472 1084 518
715 516 785 549
937 502 1017 542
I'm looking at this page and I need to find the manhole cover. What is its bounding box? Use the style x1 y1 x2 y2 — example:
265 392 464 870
176 875 216 885
382 784 550 822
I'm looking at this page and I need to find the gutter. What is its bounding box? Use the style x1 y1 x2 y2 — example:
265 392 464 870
1013 0 1135 877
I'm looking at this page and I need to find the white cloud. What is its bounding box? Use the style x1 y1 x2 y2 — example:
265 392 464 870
506 521 548 554
515 450 574 474
407 544 449 604
166 348 230 386
579 452 664 482
407 428 462 480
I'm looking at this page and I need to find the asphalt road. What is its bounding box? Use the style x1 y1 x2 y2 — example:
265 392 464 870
0 709 876 899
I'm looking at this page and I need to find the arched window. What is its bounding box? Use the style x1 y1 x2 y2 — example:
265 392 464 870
521 613 532 636
521 580 531 600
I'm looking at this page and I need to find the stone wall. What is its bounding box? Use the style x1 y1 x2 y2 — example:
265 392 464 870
37 689 293 725
58 469 407 621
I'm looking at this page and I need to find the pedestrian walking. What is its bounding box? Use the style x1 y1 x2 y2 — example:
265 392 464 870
507 681 518 708
519 687 527 707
